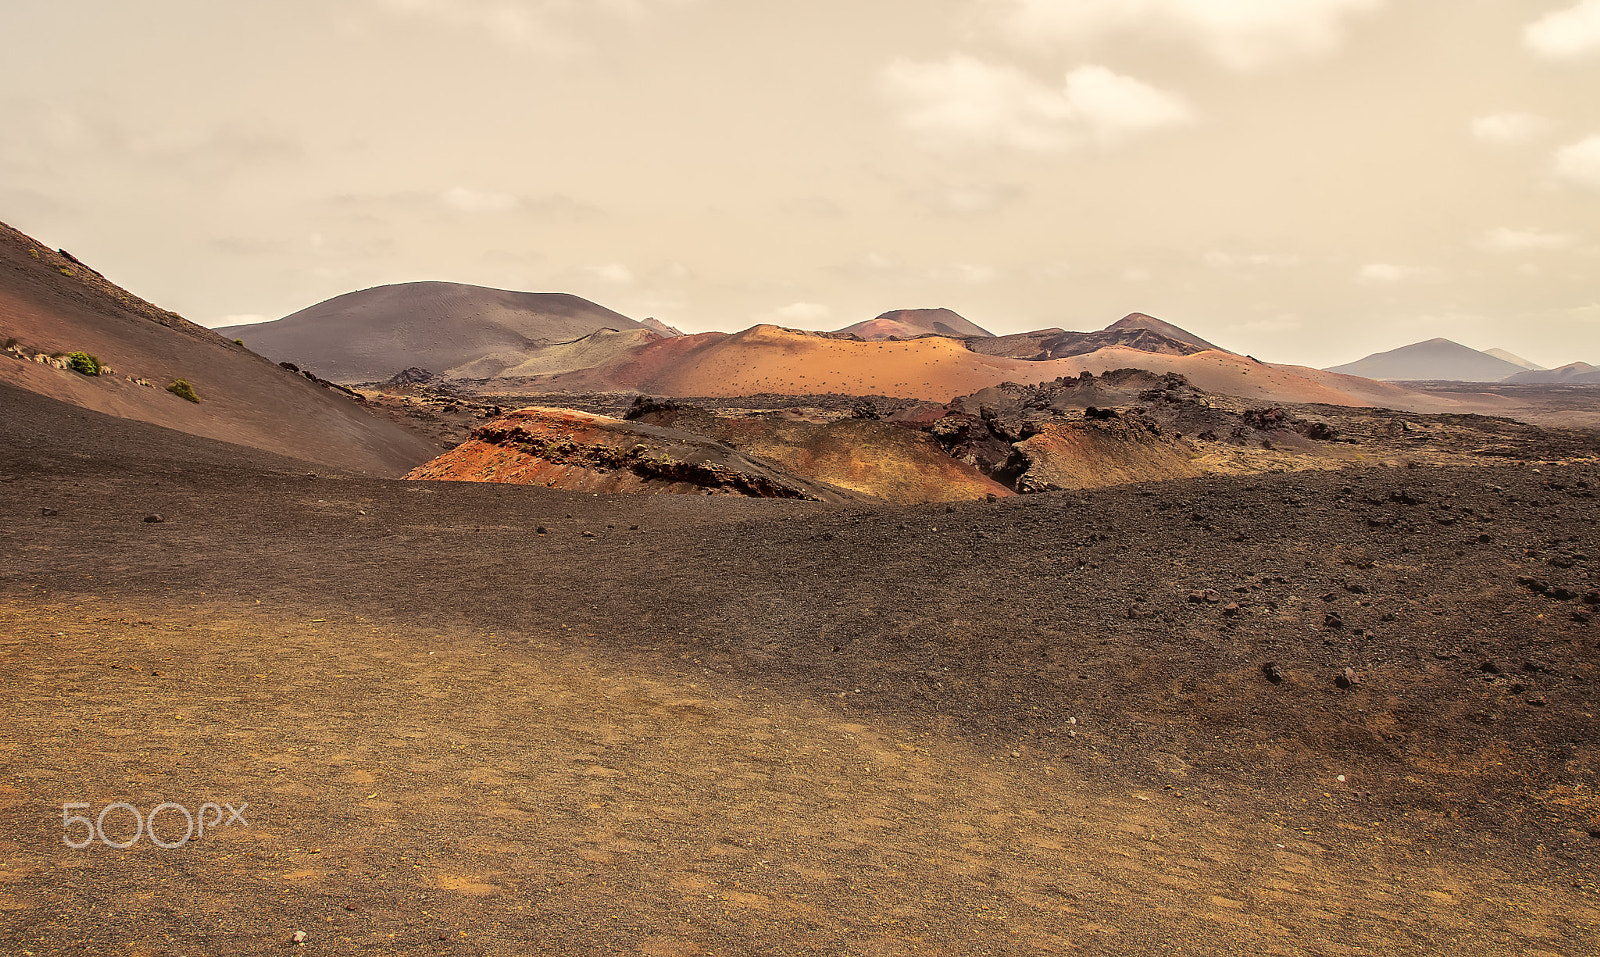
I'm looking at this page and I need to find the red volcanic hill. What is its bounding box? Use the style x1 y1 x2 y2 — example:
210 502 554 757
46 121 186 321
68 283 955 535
517 322 1466 412
0 220 435 476
835 308 994 340
217 281 647 383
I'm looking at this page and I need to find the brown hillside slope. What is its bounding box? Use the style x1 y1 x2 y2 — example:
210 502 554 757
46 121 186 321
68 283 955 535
0 221 435 476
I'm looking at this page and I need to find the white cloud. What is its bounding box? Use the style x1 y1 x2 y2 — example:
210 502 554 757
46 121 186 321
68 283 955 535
586 263 636 285
1524 0 1600 60
761 302 833 326
1470 112 1551 144
440 185 519 213
880 56 1192 152
1356 263 1418 283
996 0 1386 71
1555 134 1600 189
1480 227 1577 253
218 314 268 327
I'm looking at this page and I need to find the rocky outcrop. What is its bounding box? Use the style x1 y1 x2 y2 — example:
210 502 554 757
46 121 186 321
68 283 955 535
1008 412 1202 492
628 400 1013 503
405 407 857 501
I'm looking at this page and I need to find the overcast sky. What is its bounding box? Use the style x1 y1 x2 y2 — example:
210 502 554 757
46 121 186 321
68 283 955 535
2 0 1597 367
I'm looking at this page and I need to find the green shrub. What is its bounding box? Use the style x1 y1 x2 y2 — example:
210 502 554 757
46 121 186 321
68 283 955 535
166 378 200 403
233 339 245 346
57 266 75 277
65 351 101 376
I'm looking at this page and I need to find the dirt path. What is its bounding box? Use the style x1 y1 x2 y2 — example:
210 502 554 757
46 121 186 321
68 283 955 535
1 597 1595 955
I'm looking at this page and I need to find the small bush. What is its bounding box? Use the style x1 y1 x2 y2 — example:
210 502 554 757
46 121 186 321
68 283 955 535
57 266 75 277
233 339 245 346
65 352 101 376
166 378 200 403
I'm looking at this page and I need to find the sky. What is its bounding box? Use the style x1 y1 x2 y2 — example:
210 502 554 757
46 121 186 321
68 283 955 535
1 0 1597 368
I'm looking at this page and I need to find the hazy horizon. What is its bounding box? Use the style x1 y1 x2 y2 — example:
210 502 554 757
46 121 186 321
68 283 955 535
2 0 1597 368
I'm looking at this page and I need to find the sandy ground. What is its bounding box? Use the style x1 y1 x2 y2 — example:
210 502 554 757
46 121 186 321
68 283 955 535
2 388 1598 955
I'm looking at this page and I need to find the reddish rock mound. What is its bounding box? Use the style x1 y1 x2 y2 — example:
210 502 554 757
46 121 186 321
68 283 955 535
1009 412 1202 492
627 401 1012 503
405 408 856 501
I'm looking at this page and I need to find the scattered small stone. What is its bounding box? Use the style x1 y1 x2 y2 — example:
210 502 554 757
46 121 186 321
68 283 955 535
1335 668 1360 689
1574 610 1593 624
40 507 57 516
1323 612 1344 628
1222 602 1241 617
582 531 595 538
1477 534 1492 544
629 524 639 531
1550 586 1579 601
1188 589 1222 604
1345 583 1368 595
535 526 547 535
292 930 308 944
1527 695 1548 707
1517 575 1551 594
1262 661 1284 684
143 514 164 524
1321 592 1338 602
986 493 998 503
1480 660 1501 675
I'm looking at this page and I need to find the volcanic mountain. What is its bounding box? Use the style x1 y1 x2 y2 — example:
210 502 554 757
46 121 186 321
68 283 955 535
217 281 648 383
1504 361 1600 385
834 308 994 340
966 325 1211 361
519 323 1454 411
1325 338 1529 382
1484 348 1542 371
1104 312 1230 354
0 220 435 475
